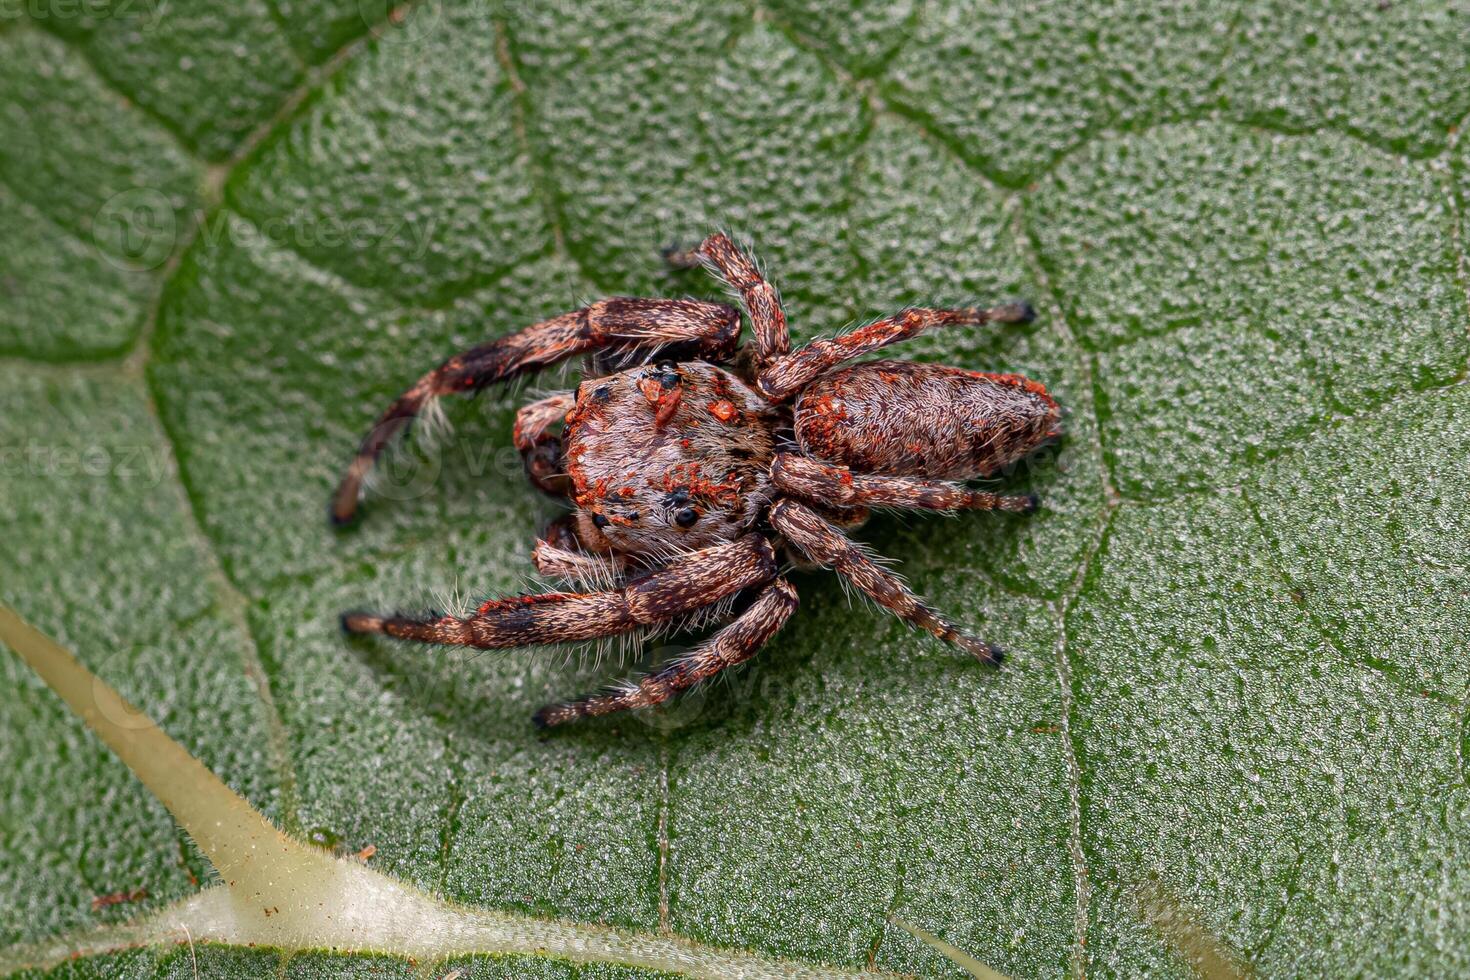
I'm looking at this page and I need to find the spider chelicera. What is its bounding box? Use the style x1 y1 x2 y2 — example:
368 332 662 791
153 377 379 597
334 233 1062 727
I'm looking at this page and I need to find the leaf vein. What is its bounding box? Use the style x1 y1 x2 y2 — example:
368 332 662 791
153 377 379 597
23 16 212 163
1051 504 1118 980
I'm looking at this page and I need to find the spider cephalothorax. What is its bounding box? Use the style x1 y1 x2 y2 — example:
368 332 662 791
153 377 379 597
334 234 1061 727
562 359 782 555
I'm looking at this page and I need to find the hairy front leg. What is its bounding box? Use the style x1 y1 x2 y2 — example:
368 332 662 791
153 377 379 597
772 453 1038 513
341 533 776 649
331 297 740 523
531 515 629 588
756 302 1034 401
770 499 1003 665
534 577 798 727
665 232 789 362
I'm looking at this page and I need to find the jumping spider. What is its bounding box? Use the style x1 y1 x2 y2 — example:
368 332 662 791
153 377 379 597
334 234 1062 727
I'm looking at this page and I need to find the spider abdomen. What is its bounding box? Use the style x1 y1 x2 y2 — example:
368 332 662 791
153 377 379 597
793 360 1061 479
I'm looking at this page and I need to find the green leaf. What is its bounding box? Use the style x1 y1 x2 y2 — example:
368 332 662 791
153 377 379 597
3 1 1469 977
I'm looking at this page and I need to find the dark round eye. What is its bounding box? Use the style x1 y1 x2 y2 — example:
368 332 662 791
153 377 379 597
592 385 611 400
674 507 698 528
591 513 610 529
654 360 676 373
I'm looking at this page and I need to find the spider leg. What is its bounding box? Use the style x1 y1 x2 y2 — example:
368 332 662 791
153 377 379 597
514 391 575 497
772 453 1038 514
756 303 1034 402
769 499 1003 665
532 516 628 588
341 533 775 649
331 298 740 523
534 577 798 728
664 232 789 362
818 503 871 528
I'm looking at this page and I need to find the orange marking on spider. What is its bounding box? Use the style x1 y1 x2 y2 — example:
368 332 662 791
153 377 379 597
707 399 737 422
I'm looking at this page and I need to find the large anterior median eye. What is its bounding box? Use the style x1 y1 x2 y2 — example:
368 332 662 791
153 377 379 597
577 380 612 402
674 507 698 528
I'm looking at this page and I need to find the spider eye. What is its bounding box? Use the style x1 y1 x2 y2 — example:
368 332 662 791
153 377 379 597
591 513 610 529
592 385 611 400
674 507 698 528
654 360 676 373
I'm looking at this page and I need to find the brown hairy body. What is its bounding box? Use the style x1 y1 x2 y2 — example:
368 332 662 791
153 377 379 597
562 361 782 556
333 234 1061 727
795 359 1058 479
